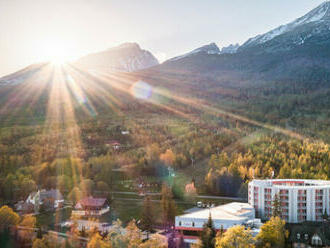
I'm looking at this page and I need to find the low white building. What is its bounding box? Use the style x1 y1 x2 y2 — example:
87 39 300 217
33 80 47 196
249 179 330 223
62 219 113 233
26 189 64 210
175 202 255 244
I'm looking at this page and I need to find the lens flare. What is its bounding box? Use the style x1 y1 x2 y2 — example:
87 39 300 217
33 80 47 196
130 80 152 100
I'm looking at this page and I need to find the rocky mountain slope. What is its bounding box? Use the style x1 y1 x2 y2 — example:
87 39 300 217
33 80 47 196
168 43 221 62
76 42 159 72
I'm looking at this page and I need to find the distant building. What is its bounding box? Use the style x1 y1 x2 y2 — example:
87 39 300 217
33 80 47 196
249 179 330 223
105 140 121 150
288 222 330 247
26 189 64 210
62 219 113 233
72 196 110 217
175 202 255 244
15 201 34 214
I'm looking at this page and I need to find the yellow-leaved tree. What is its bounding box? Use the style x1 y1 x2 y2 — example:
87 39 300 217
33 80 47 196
88 233 112 248
256 216 287 248
216 225 255 248
0 205 20 231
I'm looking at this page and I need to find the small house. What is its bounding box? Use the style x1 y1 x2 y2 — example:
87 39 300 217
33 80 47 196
289 222 330 247
72 196 110 217
26 189 64 210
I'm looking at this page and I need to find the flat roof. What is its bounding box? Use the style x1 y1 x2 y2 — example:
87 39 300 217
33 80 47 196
250 179 330 188
176 202 253 221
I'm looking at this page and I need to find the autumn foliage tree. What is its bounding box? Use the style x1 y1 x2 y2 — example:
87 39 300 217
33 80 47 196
161 183 176 228
216 225 255 248
256 216 287 248
18 215 37 246
0 205 19 231
88 233 112 248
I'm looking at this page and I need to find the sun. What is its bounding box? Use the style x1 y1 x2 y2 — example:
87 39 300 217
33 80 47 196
49 54 68 65
38 39 75 65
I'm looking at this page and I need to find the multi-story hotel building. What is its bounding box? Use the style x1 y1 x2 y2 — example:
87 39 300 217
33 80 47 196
249 179 330 223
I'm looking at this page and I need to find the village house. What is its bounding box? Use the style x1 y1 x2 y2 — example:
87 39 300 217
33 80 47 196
72 196 110 217
14 201 34 214
62 219 113 233
288 222 330 247
26 189 64 211
105 140 121 150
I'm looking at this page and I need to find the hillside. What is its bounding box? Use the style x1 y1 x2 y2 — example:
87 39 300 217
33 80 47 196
0 4 330 223
130 2 330 141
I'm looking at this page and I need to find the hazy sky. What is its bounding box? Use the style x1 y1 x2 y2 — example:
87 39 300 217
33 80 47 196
0 0 326 76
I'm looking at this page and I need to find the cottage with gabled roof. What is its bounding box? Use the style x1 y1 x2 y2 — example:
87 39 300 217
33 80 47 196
72 196 110 217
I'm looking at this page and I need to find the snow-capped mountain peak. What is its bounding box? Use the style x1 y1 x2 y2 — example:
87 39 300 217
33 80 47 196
241 1 330 49
169 43 220 62
191 42 221 54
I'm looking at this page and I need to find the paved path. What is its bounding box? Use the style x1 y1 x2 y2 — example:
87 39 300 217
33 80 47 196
111 191 246 202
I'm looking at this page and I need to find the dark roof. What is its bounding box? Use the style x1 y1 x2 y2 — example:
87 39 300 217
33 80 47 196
288 221 330 246
77 197 107 208
39 189 63 201
15 201 34 211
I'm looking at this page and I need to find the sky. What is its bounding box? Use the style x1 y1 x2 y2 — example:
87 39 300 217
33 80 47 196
0 0 326 77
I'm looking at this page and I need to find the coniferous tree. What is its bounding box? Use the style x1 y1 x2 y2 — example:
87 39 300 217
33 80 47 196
272 194 282 218
201 213 216 248
323 208 329 221
140 196 154 238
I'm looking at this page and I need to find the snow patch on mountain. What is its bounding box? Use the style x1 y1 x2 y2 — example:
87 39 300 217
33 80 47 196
169 43 220 62
220 44 240 54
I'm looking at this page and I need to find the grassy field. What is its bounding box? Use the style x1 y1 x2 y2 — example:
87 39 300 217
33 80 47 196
111 195 234 225
36 207 72 230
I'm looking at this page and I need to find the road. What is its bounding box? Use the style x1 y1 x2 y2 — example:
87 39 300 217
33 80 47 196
111 191 247 202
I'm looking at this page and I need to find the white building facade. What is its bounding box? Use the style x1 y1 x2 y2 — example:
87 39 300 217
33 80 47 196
26 189 64 209
248 179 330 223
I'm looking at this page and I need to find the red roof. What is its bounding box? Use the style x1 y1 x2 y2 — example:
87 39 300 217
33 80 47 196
76 197 106 208
106 140 121 145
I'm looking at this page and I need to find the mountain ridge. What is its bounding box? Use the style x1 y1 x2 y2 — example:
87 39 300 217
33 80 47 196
76 42 159 72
